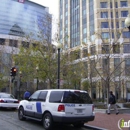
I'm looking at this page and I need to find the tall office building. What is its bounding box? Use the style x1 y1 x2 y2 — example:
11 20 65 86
0 0 52 62
0 0 52 41
0 0 52 92
59 0 130 100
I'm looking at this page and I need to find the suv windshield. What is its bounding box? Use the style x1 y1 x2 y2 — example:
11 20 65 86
63 91 92 104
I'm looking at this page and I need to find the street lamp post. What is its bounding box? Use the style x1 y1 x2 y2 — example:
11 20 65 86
36 66 39 90
125 14 130 32
56 43 62 89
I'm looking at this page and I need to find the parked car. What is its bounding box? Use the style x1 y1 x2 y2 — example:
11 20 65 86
0 92 19 110
18 89 95 130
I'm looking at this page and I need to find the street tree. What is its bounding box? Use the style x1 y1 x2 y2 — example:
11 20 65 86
81 27 126 104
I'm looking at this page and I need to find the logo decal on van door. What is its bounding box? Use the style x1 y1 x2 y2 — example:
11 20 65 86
36 102 42 113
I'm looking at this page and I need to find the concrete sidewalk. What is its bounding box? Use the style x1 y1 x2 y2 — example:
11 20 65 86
85 112 130 130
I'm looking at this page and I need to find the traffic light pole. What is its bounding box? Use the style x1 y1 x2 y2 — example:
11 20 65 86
10 67 17 94
9 77 12 94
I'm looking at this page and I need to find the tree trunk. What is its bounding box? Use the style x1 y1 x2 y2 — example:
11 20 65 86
107 79 110 106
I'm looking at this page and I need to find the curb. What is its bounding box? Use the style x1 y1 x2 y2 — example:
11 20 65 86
94 108 130 114
84 124 108 130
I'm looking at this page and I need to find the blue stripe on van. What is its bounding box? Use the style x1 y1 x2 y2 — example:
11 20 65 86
36 102 42 113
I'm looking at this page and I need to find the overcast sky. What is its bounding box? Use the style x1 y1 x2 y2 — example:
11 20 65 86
29 0 59 19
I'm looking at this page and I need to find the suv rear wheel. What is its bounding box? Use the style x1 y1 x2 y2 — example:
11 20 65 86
43 113 53 130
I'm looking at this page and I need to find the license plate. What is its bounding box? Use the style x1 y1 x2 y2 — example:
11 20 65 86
77 109 82 113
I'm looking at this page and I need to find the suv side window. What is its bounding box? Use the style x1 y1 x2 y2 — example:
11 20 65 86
37 91 48 102
49 91 64 103
63 91 92 104
29 91 40 101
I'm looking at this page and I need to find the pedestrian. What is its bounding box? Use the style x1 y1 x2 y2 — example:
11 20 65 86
23 90 31 100
107 91 119 115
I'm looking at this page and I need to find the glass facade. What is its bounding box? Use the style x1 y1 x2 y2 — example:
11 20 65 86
60 0 63 44
89 0 94 36
0 0 52 40
64 0 68 49
70 0 80 48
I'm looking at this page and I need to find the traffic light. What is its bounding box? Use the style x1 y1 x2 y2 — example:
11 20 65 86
10 67 17 76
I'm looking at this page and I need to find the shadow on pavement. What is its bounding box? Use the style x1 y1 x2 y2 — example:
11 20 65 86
26 119 89 130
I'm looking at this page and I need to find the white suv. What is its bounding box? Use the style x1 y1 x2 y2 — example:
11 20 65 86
18 89 95 130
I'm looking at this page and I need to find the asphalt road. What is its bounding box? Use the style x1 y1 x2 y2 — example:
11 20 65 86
0 109 94 130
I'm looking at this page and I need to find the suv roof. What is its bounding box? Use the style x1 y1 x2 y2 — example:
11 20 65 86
37 89 87 92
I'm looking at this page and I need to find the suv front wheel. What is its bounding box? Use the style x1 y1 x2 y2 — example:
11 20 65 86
18 106 26 120
43 113 53 130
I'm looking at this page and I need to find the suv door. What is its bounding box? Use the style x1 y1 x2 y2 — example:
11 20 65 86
34 91 48 119
24 91 40 117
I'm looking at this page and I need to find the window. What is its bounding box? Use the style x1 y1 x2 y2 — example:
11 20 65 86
111 12 113 18
49 91 64 103
116 22 119 28
111 22 114 28
123 32 130 38
113 44 120 53
29 91 41 101
82 0 86 5
9 40 18 47
65 12 68 16
120 1 128 7
83 10 86 15
60 15 62 19
82 18 86 24
83 38 87 43
0 38 5 45
60 30 62 35
110 2 112 8
101 22 109 28
101 12 108 18
82 48 88 57
125 58 130 76
102 58 109 70
122 21 125 28
0 93 15 99
63 91 92 104
66 3 68 8
22 41 29 48
114 58 121 76
102 32 110 39
117 32 121 39
90 46 96 55
38 91 48 101
102 45 109 54
121 11 128 17
115 2 118 8
83 28 87 34
112 32 114 38
116 12 118 18
124 44 130 53
65 19 68 24
100 2 107 8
